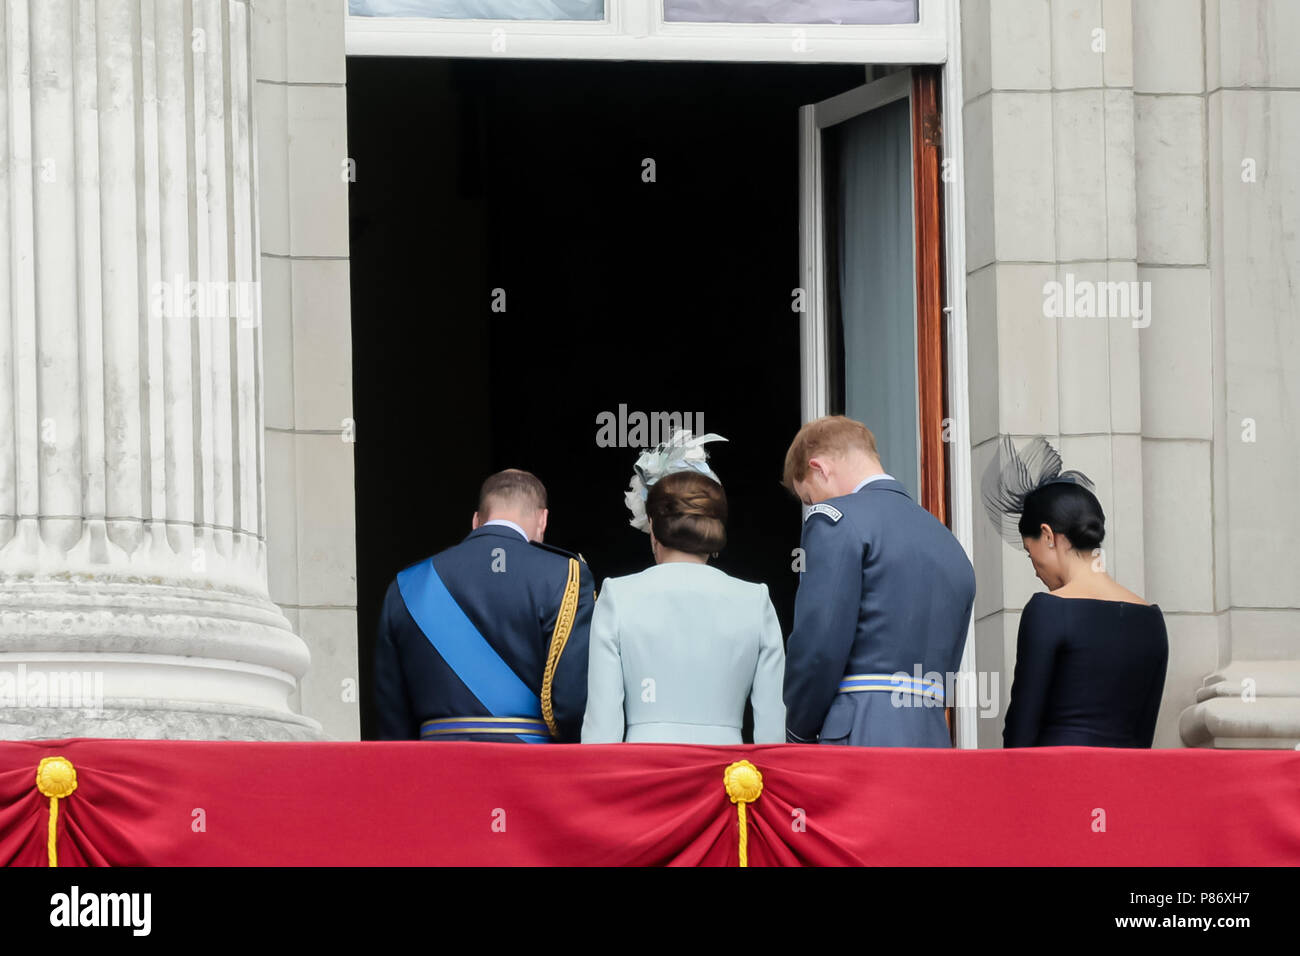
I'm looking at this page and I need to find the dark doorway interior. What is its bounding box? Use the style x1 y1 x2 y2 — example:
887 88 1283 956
348 57 866 739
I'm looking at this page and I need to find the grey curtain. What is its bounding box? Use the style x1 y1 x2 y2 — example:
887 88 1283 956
834 96 919 500
349 0 604 19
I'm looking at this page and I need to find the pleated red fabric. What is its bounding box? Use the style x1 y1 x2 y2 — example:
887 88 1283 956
2 740 1298 866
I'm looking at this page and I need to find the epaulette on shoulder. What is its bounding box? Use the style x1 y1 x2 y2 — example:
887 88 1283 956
803 502 844 524
529 540 586 563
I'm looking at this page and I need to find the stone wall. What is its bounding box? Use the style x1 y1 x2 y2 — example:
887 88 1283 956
961 0 1146 745
253 0 360 740
1177 0 1300 746
961 0 1300 747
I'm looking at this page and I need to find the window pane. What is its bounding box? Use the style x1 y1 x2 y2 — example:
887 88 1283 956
664 0 918 24
349 0 604 20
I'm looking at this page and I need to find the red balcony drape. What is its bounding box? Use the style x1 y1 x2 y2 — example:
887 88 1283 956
2 739 1298 866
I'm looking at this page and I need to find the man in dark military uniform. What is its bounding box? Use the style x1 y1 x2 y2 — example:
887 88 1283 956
782 416 975 747
374 469 594 742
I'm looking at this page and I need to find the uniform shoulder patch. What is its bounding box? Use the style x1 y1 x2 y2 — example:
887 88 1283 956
529 540 584 563
803 502 843 524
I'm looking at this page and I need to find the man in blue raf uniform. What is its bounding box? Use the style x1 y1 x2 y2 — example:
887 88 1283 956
782 416 975 747
374 469 594 742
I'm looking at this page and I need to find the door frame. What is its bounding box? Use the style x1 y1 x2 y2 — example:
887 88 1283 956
343 0 979 748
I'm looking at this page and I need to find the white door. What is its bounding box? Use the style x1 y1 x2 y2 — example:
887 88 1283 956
798 68 921 502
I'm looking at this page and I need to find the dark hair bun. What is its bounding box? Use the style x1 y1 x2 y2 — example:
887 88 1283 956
1073 514 1105 551
645 471 727 556
1018 481 1105 552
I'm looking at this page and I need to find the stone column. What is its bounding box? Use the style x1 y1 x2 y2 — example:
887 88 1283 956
0 0 318 739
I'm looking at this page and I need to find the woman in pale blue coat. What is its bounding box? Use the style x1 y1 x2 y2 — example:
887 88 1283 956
581 464 787 744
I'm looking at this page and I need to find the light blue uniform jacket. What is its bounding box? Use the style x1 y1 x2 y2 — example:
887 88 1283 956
581 563 787 744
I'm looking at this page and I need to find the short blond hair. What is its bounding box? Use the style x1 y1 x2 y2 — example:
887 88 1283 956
782 416 879 492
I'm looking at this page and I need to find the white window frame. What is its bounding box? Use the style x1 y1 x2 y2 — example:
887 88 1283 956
344 0 977 749
345 0 947 62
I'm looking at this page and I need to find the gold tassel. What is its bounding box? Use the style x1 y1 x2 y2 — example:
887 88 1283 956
36 757 78 867
723 760 763 868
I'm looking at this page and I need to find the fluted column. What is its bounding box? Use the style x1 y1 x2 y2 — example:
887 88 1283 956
0 0 318 739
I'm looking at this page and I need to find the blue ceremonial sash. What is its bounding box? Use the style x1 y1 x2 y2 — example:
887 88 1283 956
396 558 546 734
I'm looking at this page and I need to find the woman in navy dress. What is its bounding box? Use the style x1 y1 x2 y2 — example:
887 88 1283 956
985 438 1169 748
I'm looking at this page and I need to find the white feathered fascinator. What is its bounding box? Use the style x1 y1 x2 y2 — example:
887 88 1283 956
981 435 1095 545
624 429 728 533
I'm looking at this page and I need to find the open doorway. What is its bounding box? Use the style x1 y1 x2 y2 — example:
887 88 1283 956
346 57 938 739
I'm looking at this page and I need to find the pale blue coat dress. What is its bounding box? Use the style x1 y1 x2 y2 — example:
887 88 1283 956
580 562 787 744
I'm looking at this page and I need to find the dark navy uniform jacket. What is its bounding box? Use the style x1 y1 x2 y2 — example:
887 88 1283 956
374 525 595 742
784 478 976 743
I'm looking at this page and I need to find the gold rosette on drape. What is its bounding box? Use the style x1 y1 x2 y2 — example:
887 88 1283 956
723 759 763 867
36 756 78 867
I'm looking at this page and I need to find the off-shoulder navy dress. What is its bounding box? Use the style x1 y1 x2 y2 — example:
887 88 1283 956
1003 593 1169 748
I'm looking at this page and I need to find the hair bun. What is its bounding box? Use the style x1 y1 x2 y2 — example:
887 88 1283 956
644 472 727 556
674 489 722 520
1018 480 1106 551
1073 515 1105 551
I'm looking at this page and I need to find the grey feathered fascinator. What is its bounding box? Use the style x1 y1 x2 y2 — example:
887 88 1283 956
624 429 727 533
981 436 1095 545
